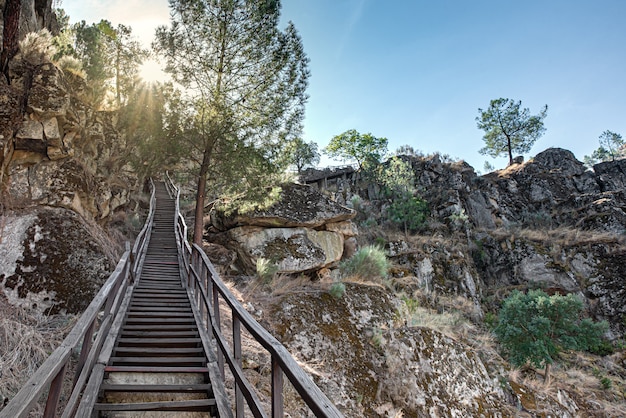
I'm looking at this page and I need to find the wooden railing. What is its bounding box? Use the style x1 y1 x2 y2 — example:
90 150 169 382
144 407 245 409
164 174 344 418
0 180 157 418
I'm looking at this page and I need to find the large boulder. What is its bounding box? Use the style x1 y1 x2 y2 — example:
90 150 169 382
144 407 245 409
211 183 355 230
267 283 512 417
228 226 344 274
210 183 356 275
0 207 115 314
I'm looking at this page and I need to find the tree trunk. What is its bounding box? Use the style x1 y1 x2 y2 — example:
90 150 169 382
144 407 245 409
506 134 513 166
1 0 21 82
543 363 551 384
193 144 214 245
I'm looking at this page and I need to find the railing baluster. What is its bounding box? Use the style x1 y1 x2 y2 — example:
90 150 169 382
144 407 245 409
271 356 284 418
213 281 225 377
42 364 66 418
233 315 244 417
73 319 95 384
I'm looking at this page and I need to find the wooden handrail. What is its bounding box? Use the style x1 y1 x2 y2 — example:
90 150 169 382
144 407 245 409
164 175 343 417
0 181 157 418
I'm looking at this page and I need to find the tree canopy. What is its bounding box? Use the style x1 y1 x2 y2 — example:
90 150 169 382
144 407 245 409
477 98 548 166
584 130 625 167
154 0 309 243
285 137 320 172
494 289 607 382
324 129 388 171
55 18 148 108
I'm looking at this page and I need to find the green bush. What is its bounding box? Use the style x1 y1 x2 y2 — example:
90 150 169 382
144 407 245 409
387 194 428 234
340 245 389 282
329 282 346 299
256 258 278 284
494 289 608 381
600 376 612 390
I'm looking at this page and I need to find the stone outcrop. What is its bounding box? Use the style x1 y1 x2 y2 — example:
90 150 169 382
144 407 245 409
211 183 355 230
266 283 515 417
0 4 139 315
3 59 136 220
0 207 115 314
210 183 356 274
301 149 626 337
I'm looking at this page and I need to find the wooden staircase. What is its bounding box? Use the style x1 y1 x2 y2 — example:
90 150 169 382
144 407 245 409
94 183 220 417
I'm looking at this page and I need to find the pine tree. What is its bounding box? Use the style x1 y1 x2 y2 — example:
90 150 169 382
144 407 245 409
154 0 309 243
477 98 547 166
494 289 608 382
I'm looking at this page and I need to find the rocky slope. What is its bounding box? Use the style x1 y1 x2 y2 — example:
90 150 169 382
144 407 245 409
213 149 626 416
0 3 140 314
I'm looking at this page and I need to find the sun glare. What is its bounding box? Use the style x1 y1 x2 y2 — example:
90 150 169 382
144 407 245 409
139 58 167 84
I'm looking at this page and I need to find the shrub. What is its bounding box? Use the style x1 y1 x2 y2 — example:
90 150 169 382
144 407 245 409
600 376 612 390
340 245 389 282
387 194 428 234
329 282 346 299
17 29 57 65
56 55 86 78
494 289 608 382
256 258 278 284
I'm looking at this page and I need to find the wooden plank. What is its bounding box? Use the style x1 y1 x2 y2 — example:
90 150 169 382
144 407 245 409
104 366 210 373
113 347 204 355
122 318 196 324
126 311 194 317
94 399 216 411
115 337 201 345
110 356 207 364
120 324 195 331
120 330 199 337
74 363 106 417
101 383 212 392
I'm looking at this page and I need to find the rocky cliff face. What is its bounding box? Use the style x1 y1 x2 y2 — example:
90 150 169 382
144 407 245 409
0 4 139 313
226 149 626 416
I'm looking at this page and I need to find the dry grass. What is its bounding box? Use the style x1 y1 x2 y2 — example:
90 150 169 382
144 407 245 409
269 274 318 296
0 298 76 409
489 226 626 248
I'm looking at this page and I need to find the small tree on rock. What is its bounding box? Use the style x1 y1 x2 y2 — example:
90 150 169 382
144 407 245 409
584 130 624 167
285 137 320 173
324 129 388 171
494 289 608 383
477 98 548 166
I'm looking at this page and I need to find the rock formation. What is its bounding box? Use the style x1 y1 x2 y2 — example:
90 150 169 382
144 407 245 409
0 4 138 313
209 183 357 274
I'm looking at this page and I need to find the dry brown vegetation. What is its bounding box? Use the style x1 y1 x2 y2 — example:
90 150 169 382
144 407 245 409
0 295 76 412
489 226 626 248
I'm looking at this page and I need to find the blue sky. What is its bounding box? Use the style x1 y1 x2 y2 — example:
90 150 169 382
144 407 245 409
63 0 626 171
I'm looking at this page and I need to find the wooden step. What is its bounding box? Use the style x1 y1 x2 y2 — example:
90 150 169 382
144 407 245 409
104 366 210 373
101 383 212 393
94 399 216 411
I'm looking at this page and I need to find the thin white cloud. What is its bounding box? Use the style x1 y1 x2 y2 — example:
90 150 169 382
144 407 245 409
335 0 367 58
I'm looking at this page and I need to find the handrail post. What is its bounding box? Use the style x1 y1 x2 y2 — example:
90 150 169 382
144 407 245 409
43 365 66 418
213 281 224 377
271 357 284 418
73 320 95 384
233 315 244 418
